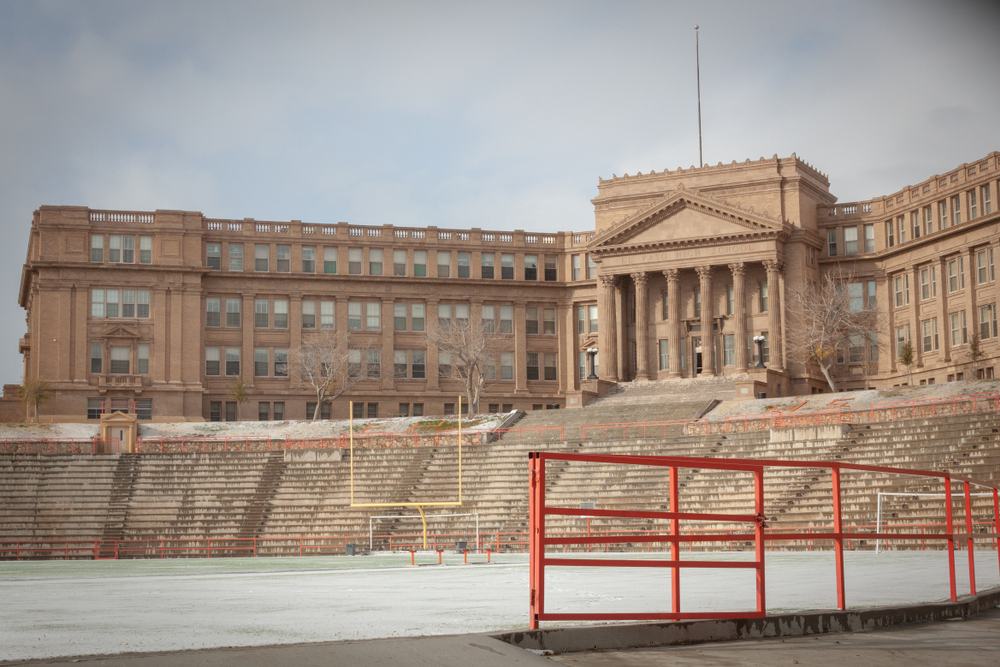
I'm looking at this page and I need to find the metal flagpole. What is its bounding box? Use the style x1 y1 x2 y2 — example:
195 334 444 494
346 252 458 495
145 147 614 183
695 25 703 168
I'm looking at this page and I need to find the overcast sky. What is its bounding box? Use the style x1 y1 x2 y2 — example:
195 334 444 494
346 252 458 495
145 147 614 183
1 1 999 386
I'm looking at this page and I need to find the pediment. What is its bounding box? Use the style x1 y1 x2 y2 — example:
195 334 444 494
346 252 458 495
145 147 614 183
590 188 790 253
101 324 141 340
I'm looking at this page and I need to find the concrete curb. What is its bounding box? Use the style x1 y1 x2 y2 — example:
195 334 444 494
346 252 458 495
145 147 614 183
493 585 1000 654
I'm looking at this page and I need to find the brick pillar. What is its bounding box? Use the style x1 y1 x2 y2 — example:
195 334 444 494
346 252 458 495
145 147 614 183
938 258 951 363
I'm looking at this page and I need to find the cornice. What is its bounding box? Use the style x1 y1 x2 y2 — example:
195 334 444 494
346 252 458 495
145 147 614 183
592 228 786 260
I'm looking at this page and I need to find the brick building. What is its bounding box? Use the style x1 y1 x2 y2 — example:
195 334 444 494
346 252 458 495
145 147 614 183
17 151 1000 422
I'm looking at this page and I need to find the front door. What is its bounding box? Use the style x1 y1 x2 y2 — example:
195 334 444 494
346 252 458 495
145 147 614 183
694 337 703 375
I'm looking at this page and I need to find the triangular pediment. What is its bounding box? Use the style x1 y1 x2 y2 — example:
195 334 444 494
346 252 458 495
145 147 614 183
101 324 141 340
590 188 790 253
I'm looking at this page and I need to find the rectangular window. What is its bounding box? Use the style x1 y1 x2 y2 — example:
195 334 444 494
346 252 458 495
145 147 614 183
275 245 290 272
254 348 269 376
694 286 701 317
484 305 496 333
969 189 978 219
438 303 451 328
205 347 220 376
110 346 130 374
920 267 934 300
349 248 362 275
226 298 241 327
977 247 994 284
255 244 269 272
394 303 407 331
91 343 103 374
226 402 236 421
848 282 863 311
228 243 243 271
394 249 407 276
939 200 949 229
320 300 335 329
724 334 735 366
726 284 734 315
759 282 768 312
481 252 495 279
366 301 380 330
394 350 408 378
121 236 134 263
894 274 909 307
455 303 469 328
352 401 364 418
366 403 377 419
844 227 858 255
369 248 383 276
984 184 992 215
121 290 136 318
525 307 539 335
501 254 514 280
323 247 338 274
588 305 598 333
258 402 270 421
543 308 556 335
499 306 513 333
572 255 581 281
437 251 451 278
586 255 597 279
923 206 933 236
438 350 452 378
302 246 316 273
206 298 220 327
953 196 962 224
897 216 906 244
544 353 557 380
951 311 968 346
579 351 587 380
526 352 539 380
137 290 150 318
348 349 361 377
413 250 427 277
225 348 241 376
886 220 894 247
139 236 152 264
367 349 381 377
411 350 425 379
255 299 269 328
348 302 362 330
979 303 997 340
544 256 557 281
274 348 288 377
658 340 669 371
761 332 770 364
411 303 425 332
868 280 877 309
302 300 316 329
500 352 514 380
109 235 121 263
911 211 920 239
91 235 104 262
274 299 288 329
524 255 537 280
458 252 471 279
577 306 585 334
827 228 837 256
210 402 221 422
105 289 119 318
272 402 284 421
922 318 939 352
849 334 864 363
948 257 965 292
206 243 220 270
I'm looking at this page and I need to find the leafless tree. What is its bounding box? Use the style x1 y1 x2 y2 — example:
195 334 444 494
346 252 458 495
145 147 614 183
292 330 383 420
426 318 514 414
787 271 886 392
19 376 51 423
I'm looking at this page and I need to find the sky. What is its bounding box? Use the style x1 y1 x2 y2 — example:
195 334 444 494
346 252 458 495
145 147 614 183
1 0 999 385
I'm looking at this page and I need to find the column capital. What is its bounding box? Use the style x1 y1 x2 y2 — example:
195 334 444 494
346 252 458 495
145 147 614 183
728 261 746 277
663 268 679 282
695 265 713 281
763 259 784 275
599 274 618 289
630 271 649 287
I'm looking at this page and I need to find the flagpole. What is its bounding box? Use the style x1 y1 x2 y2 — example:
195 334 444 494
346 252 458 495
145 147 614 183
696 25 703 168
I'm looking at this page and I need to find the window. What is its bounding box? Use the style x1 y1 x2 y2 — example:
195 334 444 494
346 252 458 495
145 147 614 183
100 289 118 318
369 248 383 276
923 206 933 236
394 303 407 331
366 301 380 330
302 300 316 329
501 254 514 279
348 349 361 377
827 228 837 256
950 311 967 346
969 189 978 219
414 250 427 277
979 303 997 340
437 251 450 278
922 318 939 352
255 244 269 272
759 282 768 312
544 256 557 281
394 350 408 378
91 235 104 262
886 220 894 247
984 184 992 215
484 305 497 333
977 247 994 284
139 236 152 264
320 300 335 329
226 298 241 327
411 350 425 379
121 290 136 317
210 402 221 422
726 284 734 315
348 302 362 330
226 402 236 421
844 227 858 255
274 349 288 377
137 344 149 374
110 347 130 374
399 403 410 417
659 340 669 371
306 402 330 420
455 303 469 328
367 349 381 377
868 280 877 309
807 247 816 265
394 249 407 276
525 307 538 334
411 303 425 332
893 274 909 307
481 253 495 279
438 303 451 328
760 332 770 364
255 300 269 328
524 255 537 280
577 306 585 334
255 348 269 376
438 350 452 378
723 334 735 366
849 334 864 363
499 306 513 333
543 308 556 335
206 298 221 327
258 402 270 421
108 235 122 263
458 252 471 279
228 243 243 271
274 299 288 328
91 343 103 374
120 236 135 263
947 257 965 292
920 266 936 300
225 348 241 376
366 403 377 419
500 353 514 380
302 246 316 273
526 353 539 380
276 245 290 272
579 351 587 379
544 353 557 380
323 247 338 274
586 255 597 279
939 200 949 229
588 305 598 333
694 286 701 317
897 216 906 243
349 248 362 275
572 255 581 281
953 196 961 224
911 211 920 239
352 401 364 418
848 282 863 311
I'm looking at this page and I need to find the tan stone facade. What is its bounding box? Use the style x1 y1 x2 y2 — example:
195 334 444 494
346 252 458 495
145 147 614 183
17 152 1000 422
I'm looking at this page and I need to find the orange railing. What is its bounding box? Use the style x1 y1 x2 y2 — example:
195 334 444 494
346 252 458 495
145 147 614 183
869 392 1000 421
527 452 1000 628
0 438 119 455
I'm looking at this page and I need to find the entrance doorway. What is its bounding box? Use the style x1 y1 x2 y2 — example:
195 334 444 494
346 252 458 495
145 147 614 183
694 337 703 375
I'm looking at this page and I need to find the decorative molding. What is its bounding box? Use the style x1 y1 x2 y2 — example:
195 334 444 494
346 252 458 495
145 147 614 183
695 266 713 281
729 262 746 277
763 259 785 275
663 268 679 282
599 274 618 289
631 272 649 288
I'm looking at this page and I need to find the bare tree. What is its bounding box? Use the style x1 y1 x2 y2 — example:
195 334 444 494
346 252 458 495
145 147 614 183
898 341 915 386
426 318 514 414
19 376 51 423
227 378 252 421
968 332 985 379
292 330 383 420
788 271 885 392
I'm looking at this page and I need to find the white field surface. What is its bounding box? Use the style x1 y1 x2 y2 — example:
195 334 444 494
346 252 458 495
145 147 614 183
2 550 998 661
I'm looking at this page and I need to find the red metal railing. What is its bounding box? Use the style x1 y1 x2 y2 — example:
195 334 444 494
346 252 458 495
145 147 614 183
869 392 1000 421
527 452 1000 629
1 438 119 455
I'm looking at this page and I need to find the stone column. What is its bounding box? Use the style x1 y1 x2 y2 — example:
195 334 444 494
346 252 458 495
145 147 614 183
614 278 627 381
730 262 748 371
763 260 784 371
664 269 681 378
599 275 619 382
696 265 715 376
632 271 650 380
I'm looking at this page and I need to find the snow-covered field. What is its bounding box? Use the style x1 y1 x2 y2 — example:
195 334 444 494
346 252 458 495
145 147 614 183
2 550 997 661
